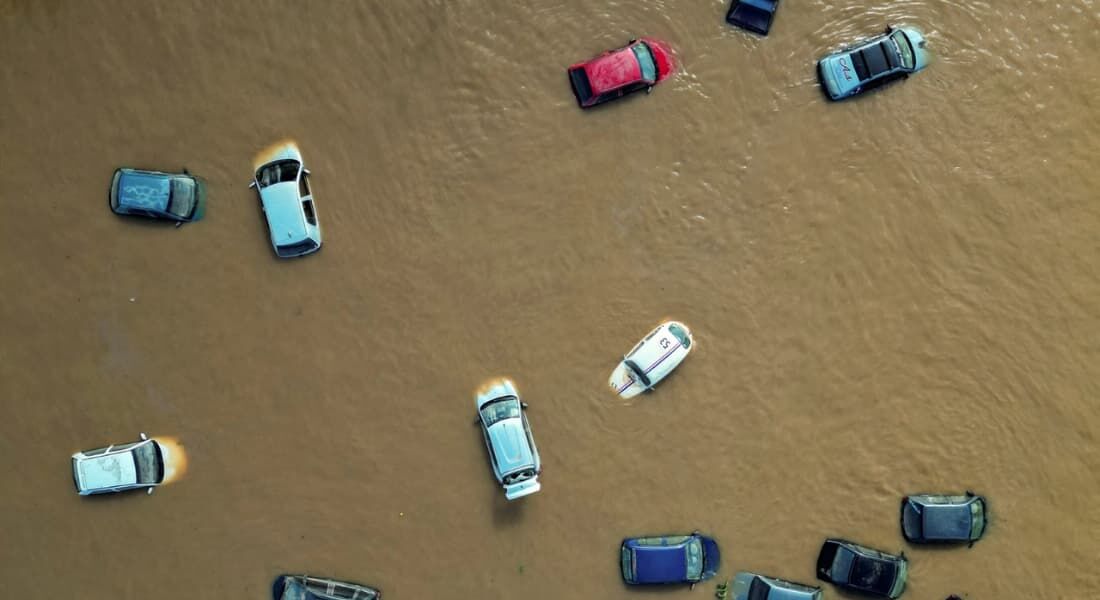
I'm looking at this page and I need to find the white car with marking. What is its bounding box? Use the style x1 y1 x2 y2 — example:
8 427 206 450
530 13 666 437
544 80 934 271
71 433 164 495
609 321 694 399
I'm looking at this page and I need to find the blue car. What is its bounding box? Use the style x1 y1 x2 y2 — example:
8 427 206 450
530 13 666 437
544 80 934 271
817 25 929 101
620 532 720 586
109 167 206 223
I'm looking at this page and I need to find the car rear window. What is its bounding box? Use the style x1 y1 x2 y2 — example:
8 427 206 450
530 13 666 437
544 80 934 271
632 43 658 82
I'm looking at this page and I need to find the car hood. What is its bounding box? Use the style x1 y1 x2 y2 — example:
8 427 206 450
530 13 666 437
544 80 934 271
486 419 534 474
260 182 308 244
633 545 687 584
255 142 303 168
476 379 519 411
900 27 931 71
78 452 138 490
701 537 721 577
640 38 676 81
117 171 170 212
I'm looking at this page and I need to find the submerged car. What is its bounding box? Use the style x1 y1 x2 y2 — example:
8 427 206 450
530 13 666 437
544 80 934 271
620 532 720 586
476 378 541 500
608 320 693 399
817 25 929 101
568 38 675 108
272 574 380 600
250 142 322 258
901 492 987 545
816 539 907 599
71 433 164 495
109 167 206 223
730 571 822 600
726 0 780 36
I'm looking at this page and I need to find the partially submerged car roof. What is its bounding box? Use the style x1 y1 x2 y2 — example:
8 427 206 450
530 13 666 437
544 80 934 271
262 183 311 245
632 542 688 584
583 46 644 95
76 450 140 490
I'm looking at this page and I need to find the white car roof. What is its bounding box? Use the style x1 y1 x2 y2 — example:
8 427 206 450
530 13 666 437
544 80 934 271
78 450 139 490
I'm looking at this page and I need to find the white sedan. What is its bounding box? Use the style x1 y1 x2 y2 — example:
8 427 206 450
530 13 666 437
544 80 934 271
609 321 694 399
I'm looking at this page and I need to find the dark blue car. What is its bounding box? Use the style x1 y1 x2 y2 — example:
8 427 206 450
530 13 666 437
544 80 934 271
110 167 206 223
620 532 720 586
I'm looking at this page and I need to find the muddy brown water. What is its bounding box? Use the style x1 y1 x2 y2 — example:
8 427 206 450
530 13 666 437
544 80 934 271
1 1 1099 599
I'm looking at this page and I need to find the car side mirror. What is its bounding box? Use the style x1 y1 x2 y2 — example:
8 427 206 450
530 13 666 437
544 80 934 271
139 432 148 441
302 168 311 176
147 487 154 495
248 181 257 189
521 402 529 409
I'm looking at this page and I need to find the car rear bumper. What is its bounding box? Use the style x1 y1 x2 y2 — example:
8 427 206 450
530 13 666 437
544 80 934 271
504 477 540 501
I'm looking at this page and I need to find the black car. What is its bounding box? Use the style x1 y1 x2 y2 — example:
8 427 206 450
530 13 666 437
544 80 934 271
901 492 987 545
816 539 907 599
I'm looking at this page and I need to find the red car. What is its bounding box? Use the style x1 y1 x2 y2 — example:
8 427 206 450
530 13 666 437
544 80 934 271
568 38 675 108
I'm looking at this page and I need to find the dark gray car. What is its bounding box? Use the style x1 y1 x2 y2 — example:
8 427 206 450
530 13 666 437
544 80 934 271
730 571 822 600
901 492 987 545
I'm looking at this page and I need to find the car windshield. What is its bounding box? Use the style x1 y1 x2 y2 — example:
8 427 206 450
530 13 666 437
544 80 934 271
891 31 915 69
668 323 691 348
621 546 634 581
167 178 196 218
256 160 300 188
132 442 162 484
632 43 658 82
748 577 771 600
624 359 652 388
480 396 521 427
685 538 703 581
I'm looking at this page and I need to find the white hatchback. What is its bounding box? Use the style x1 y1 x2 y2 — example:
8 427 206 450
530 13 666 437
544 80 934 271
71 433 164 496
609 321 694 399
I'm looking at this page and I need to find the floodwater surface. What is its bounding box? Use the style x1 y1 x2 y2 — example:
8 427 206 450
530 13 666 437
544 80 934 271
1 1 1098 599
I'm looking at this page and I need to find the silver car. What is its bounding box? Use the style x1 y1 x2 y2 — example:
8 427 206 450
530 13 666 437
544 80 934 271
475 378 541 500
250 142 322 258
728 572 822 600
71 433 164 495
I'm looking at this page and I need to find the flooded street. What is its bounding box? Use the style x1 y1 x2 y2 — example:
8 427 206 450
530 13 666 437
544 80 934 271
1 1 1098 598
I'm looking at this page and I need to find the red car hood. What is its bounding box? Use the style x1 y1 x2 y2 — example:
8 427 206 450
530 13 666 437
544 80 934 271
640 37 676 81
